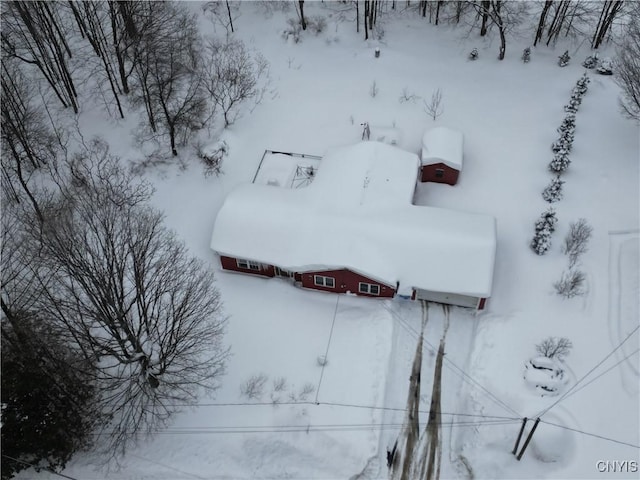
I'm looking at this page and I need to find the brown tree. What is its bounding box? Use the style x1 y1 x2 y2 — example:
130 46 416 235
20 140 229 456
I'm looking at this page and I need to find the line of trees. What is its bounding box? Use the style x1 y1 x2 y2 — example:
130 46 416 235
1 2 241 473
1 135 230 476
346 1 628 61
2 1 269 159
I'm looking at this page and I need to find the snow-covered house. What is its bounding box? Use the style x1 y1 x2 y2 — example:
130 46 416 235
210 141 497 310
420 126 463 185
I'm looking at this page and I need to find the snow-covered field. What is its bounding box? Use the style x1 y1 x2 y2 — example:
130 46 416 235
19 3 638 479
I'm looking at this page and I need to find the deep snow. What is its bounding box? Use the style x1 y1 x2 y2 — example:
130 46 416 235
15 2 639 479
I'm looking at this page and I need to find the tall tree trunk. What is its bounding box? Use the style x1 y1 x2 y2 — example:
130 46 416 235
480 0 490 36
364 0 369 40
435 0 443 25
225 0 234 33
456 1 463 23
593 1 623 49
356 0 359 32
298 0 307 30
533 0 552 46
369 0 375 30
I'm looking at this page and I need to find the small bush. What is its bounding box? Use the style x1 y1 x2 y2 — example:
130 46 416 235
272 376 287 392
469 48 479 61
582 53 598 69
240 373 268 400
282 18 302 43
562 218 593 267
369 80 379 98
558 50 570 67
549 149 571 174
522 47 531 63
554 269 586 298
399 87 420 104
196 140 227 177
531 208 557 255
542 176 564 203
536 337 573 360
307 16 327 35
531 226 552 255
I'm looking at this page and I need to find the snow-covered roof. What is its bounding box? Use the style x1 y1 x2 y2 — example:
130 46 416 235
211 141 496 298
421 127 464 170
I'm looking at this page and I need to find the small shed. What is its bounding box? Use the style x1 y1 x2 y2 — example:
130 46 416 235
420 127 463 185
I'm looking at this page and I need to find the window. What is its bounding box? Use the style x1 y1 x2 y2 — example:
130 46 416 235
359 282 380 295
435 168 445 179
236 259 260 271
314 275 335 288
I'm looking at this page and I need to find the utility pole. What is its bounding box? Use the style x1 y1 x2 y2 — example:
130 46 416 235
516 417 541 461
512 417 528 455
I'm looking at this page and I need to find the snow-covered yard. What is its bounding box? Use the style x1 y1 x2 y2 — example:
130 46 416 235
14 2 638 479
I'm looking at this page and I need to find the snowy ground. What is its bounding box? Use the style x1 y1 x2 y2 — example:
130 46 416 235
18 3 639 480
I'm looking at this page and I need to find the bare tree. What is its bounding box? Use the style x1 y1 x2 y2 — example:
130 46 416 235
562 218 593 267
67 1 125 118
203 39 270 127
2 1 78 112
536 337 573 360
128 3 206 155
554 269 586 298
591 0 624 49
471 1 528 60
614 7 640 121
1 58 59 221
533 0 553 46
423 88 443 121
203 1 239 37
19 140 229 456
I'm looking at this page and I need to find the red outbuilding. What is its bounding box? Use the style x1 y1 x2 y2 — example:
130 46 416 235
420 127 464 185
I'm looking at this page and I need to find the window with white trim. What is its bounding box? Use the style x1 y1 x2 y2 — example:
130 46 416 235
314 275 335 288
236 259 261 271
359 282 380 295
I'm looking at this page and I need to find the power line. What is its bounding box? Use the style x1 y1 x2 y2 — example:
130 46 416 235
384 303 522 418
172 399 518 421
128 453 207 480
1 455 79 480
562 347 640 401
86 418 521 437
539 419 640 449
536 325 639 417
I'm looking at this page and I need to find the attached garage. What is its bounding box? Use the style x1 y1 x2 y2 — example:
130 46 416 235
413 288 484 309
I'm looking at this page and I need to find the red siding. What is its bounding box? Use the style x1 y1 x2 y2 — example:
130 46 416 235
477 298 487 310
299 268 395 298
420 163 459 185
219 255 275 277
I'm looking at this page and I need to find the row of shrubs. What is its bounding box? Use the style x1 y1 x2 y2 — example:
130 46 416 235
531 74 594 298
531 73 590 255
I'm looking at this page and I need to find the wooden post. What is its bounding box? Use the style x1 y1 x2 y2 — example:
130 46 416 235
512 418 528 455
517 417 540 461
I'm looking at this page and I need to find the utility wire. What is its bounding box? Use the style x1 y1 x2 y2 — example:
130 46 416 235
1 455 79 480
86 419 520 437
536 325 639 417
384 303 522 418
169 399 519 421
562 347 640 401
539 419 640 449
